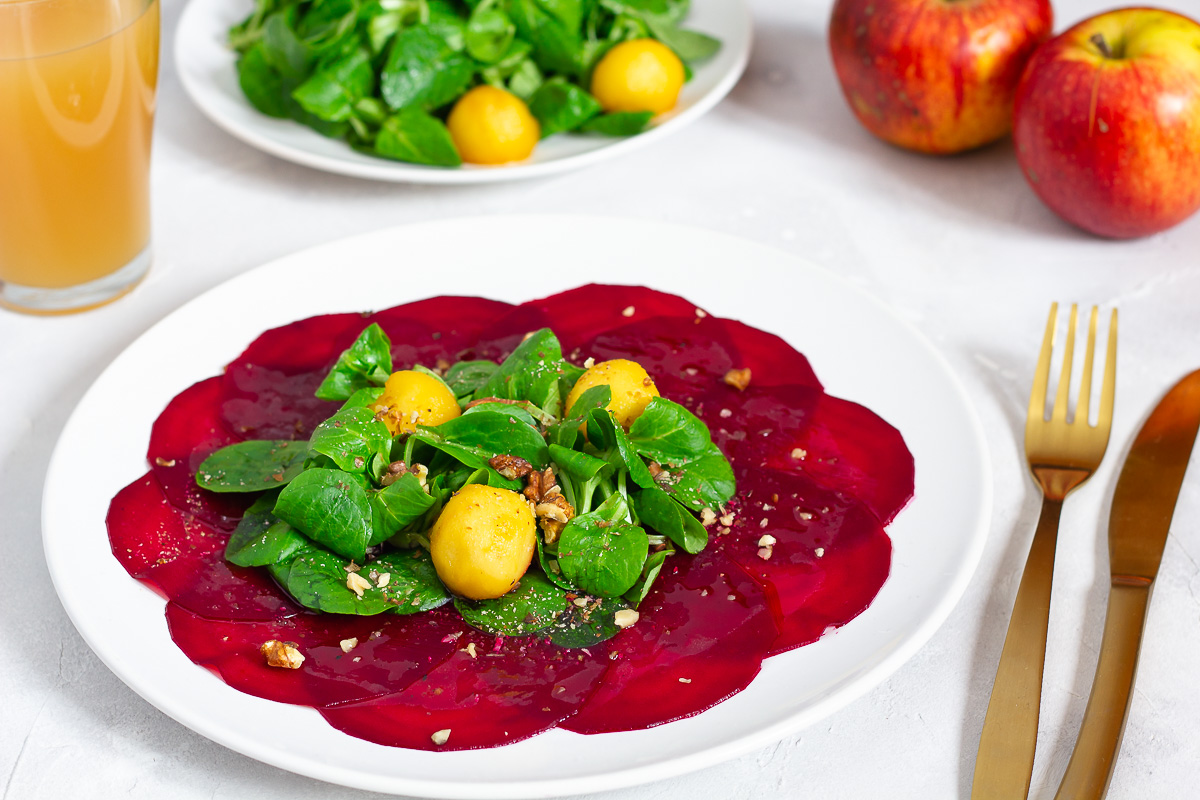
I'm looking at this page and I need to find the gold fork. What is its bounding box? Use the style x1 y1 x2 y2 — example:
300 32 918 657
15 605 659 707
972 303 1118 799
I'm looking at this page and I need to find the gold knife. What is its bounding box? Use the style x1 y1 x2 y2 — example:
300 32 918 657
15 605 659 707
1055 369 1200 800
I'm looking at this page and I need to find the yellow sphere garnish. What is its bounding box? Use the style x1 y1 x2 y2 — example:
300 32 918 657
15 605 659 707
590 39 685 114
372 370 460 435
430 484 537 600
446 86 540 165
566 358 660 428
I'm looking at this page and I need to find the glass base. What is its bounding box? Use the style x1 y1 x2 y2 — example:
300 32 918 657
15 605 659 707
0 245 151 315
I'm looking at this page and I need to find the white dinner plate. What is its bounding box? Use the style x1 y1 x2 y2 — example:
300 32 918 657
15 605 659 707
44 216 991 798
175 0 752 183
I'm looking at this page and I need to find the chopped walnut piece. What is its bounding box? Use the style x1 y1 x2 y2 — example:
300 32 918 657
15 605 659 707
379 460 408 487
621 305 635 317
758 534 777 547
583 356 596 369
346 571 373 598
815 547 826 558
718 512 735 527
430 729 451 746
613 609 640 628
791 447 808 460
339 637 358 653
488 454 534 481
699 507 717 527
522 468 554 503
723 368 752 391
464 642 478 659
523 468 575 542
261 640 305 669
375 573 391 589
756 547 773 560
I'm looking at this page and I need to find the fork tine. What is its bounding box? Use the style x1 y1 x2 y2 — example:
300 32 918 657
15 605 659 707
1097 309 1118 430
1076 307 1098 425
1051 304 1078 422
1028 303 1058 424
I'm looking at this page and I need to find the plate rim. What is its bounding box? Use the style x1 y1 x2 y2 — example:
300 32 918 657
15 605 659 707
43 214 992 798
173 0 754 184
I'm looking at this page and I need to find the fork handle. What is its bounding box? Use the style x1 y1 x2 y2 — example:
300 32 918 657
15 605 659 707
1054 580 1151 800
971 495 1063 800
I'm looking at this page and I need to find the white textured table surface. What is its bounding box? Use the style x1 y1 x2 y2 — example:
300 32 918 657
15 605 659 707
4 0 1199 797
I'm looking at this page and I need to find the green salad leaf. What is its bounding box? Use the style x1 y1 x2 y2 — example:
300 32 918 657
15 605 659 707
314 323 392 400
196 439 309 493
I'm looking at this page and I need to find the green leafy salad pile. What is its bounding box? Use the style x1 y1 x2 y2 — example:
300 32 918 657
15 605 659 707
227 0 721 166
197 324 735 648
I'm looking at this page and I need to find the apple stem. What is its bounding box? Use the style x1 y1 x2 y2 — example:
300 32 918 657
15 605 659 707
1090 33 1114 59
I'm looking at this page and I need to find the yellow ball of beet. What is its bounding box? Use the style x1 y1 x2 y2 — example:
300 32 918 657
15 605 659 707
590 39 685 114
566 359 660 428
372 370 460 435
446 86 540 166
430 484 537 600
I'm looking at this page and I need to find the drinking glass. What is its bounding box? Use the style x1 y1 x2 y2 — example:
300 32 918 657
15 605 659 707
0 0 160 314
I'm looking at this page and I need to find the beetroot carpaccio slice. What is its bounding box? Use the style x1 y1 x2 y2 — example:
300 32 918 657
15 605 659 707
106 284 914 750
320 629 611 750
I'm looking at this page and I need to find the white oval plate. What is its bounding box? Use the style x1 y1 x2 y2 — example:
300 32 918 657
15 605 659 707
44 216 990 798
175 0 752 183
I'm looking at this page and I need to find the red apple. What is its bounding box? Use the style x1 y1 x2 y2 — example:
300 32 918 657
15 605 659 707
1013 8 1200 238
829 0 1053 154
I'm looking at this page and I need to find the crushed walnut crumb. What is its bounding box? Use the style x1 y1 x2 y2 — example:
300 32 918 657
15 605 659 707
791 447 807 460
815 547 825 558
261 640 304 669
346 571 372 598
621 305 635 317
464 642 478 659
430 729 451 746
723 368 752 391
613 609 640 628
583 357 596 369
678 677 692 684
488 454 534 481
339 637 358 653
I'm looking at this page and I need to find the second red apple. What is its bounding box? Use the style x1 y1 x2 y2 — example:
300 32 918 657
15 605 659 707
829 0 1053 154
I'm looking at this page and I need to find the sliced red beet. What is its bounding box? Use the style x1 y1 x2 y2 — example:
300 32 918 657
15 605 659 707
166 603 461 708
108 473 291 620
721 466 892 655
319 629 610 750
220 313 366 440
364 295 514 367
697 385 913 526
148 376 250 532
562 548 778 734
716 317 822 390
469 303 556 363
576 314 743 403
532 284 701 353
758 393 914 526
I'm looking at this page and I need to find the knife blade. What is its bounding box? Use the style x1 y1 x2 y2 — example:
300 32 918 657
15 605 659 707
1055 368 1200 800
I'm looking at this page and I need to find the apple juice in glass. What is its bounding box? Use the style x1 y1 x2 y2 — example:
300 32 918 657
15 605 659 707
0 0 160 314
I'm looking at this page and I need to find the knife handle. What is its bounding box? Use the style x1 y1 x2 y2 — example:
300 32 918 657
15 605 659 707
1054 580 1151 800
971 495 1063 800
